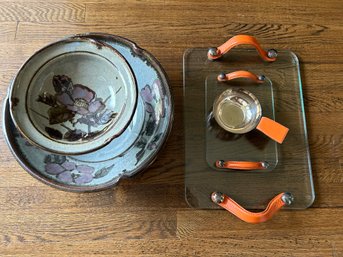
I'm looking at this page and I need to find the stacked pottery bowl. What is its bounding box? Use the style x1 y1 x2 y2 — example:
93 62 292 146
3 33 173 192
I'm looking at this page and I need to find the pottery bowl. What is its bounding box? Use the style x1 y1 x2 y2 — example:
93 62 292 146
9 37 137 155
3 33 173 192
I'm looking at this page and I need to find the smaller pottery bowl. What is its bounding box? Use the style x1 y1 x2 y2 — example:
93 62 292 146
9 37 137 155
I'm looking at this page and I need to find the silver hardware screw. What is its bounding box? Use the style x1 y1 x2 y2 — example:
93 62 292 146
211 192 224 204
281 192 294 206
267 49 278 59
258 75 266 81
208 47 218 57
217 160 225 167
218 73 226 80
261 161 269 168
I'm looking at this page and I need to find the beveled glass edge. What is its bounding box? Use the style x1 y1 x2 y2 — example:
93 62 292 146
291 51 315 208
182 48 315 209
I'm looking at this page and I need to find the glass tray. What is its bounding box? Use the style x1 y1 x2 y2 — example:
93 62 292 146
183 48 315 209
205 74 278 171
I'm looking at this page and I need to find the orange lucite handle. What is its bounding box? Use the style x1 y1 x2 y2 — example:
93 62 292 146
256 117 289 144
217 70 264 83
211 192 294 224
215 160 268 170
208 35 277 62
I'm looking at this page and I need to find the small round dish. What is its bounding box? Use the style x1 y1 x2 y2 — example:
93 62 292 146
3 33 173 192
213 88 261 134
213 88 289 143
9 37 137 155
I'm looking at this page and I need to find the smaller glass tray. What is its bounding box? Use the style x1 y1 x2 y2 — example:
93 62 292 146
205 75 278 171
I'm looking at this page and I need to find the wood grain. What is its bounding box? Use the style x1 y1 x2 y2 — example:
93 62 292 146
1 238 342 257
85 0 343 25
0 0 343 256
0 22 17 41
0 2 85 22
11 22 343 64
0 209 342 256
176 208 343 239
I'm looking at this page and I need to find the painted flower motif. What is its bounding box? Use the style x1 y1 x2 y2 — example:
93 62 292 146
43 154 115 184
147 141 157 150
140 84 154 103
56 84 105 115
140 79 165 120
152 79 165 119
52 75 73 94
36 75 118 142
147 133 162 150
45 160 94 184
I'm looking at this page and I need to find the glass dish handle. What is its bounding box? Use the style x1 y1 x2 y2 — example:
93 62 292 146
215 160 268 170
207 35 277 62
211 192 294 224
217 70 265 83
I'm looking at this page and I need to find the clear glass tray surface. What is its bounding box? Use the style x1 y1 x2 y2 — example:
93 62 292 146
183 48 315 209
205 74 278 172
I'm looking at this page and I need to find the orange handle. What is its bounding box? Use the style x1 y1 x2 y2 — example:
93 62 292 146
215 160 268 170
256 117 289 144
217 70 265 83
208 35 277 62
211 192 294 224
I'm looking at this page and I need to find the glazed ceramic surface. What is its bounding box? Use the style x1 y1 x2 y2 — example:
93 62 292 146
9 37 137 155
3 33 173 192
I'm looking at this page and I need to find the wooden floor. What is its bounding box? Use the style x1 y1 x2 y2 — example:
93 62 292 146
0 0 342 256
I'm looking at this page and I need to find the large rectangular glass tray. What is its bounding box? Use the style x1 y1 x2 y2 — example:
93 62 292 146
183 48 315 209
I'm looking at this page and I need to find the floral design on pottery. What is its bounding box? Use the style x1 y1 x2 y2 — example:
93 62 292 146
44 154 114 184
140 79 165 124
36 75 117 142
4 34 172 191
134 79 166 164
